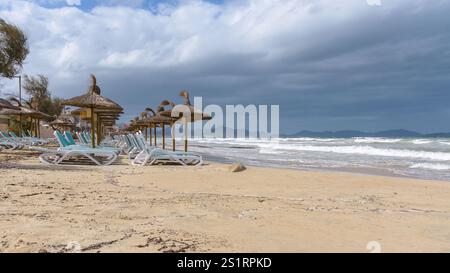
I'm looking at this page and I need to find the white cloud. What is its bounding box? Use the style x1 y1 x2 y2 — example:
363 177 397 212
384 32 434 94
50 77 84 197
0 0 395 76
66 0 81 6
366 0 381 6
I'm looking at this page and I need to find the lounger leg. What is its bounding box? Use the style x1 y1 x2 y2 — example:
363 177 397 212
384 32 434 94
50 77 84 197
83 153 103 165
100 153 117 166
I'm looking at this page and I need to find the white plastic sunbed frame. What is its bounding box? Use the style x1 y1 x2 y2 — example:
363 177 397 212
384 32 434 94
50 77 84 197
131 132 203 166
0 132 24 150
30 131 119 166
31 146 118 166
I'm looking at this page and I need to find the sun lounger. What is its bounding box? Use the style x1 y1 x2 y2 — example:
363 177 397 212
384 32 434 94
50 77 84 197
28 131 119 166
8 131 42 146
68 131 121 153
0 140 20 150
57 131 121 154
0 132 24 149
31 146 118 166
131 132 203 166
21 130 49 145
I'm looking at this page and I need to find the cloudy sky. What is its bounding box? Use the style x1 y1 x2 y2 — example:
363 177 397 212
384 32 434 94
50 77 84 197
0 0 449 134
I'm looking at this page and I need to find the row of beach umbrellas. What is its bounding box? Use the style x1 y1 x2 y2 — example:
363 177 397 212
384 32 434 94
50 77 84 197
1 74 123 143
2 74 211 152
128 91 211 152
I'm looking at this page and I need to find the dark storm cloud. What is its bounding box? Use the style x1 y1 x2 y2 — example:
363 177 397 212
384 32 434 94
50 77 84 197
1 0 450 133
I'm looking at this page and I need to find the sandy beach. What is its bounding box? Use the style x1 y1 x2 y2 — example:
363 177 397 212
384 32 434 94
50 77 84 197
0 150 449 253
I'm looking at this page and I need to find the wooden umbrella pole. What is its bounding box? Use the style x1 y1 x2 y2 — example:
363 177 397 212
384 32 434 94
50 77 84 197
161 122 165 149
149 125 152 146
90 106 95 148
29 118 32 137
145 126 148 142
96 115 101 145
184 118 188 152
172 122 175 151
32 118 35 136
37 119 41 138
153 125 157 146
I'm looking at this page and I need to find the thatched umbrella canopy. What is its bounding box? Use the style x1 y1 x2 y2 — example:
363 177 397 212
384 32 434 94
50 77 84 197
96 111 121 141
0 107 22 133
0 104 52 136
0 98 20 110
29 109 52 137
141 104 177 150
48 112 77 131
33 110 53 121
136 107 155 143
99 116 119 124
0 103 47 119
159 91 212 121
128 117 140 131
72 108 122 124
62 75 123 147
48 117 74 125
159 91 211 151
48 119 76 128
69 108 86 116
0 108 24 116
62 75 122 110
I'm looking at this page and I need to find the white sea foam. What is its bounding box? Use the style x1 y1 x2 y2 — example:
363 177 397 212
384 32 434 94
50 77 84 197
411 139 432 145
353 137 401 143
410 163 450 171
258 144 450 161
190 137 450 180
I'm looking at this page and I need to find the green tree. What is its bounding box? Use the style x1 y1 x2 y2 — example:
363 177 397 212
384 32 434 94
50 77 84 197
0 18 29 78
23 74 63 116
23 74 50 110
41 96 63 117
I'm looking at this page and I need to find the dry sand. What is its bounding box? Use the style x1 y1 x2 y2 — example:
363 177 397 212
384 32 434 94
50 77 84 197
1 149 450 253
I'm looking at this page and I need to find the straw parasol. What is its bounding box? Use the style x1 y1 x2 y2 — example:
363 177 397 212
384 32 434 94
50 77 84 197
48 117 76 130
159 91 211 151
28 108 52 137
48 111 77 131
159 91 211 121
138 104 176 149
137 109 152 142
0 102 53 137
0 98 20 110
128 117 140 132
95 110 122 143
62 75 123 147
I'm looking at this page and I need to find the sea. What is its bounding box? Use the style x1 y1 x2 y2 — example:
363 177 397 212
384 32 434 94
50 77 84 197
187 137 450 181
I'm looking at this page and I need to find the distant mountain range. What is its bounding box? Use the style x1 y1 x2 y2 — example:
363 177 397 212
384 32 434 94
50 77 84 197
142 127 450 138
285 130 450 138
